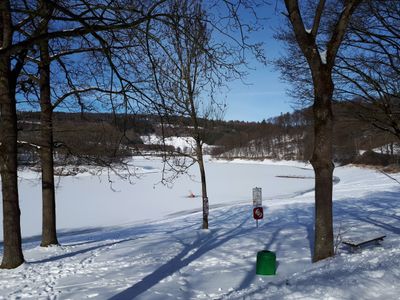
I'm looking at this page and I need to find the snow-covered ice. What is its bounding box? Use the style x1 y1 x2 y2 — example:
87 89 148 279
1 158 399 299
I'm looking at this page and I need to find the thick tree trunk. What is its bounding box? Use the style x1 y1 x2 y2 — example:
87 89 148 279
39 17 58 247
310 74 334 262
196 143 209 229
0 0 24 269
284 0 361 263
0 87 24 269
0 73 24 269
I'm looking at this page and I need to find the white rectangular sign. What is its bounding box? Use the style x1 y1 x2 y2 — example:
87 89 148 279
252 187 262 207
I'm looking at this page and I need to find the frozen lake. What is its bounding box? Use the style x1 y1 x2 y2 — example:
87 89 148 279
2 157 315 240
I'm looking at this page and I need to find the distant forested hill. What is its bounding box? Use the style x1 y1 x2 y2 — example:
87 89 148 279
17 105 399 168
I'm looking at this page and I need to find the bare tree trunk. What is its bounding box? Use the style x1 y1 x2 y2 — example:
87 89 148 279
38 1 58 247
196 142 208 229
0 0 24 268
283 0 361 262
311 74 334 262
0 64 24 269
39 61 58 247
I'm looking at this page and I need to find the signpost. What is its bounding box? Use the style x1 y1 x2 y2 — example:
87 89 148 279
253 187 262 207
252 187 263 227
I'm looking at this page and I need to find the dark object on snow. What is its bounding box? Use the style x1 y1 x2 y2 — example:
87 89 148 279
256 250 276 275
342 235 386 251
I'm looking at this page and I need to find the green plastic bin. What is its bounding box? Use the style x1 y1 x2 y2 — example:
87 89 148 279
256 250 276 275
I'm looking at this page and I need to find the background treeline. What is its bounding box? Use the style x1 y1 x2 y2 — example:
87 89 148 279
17 111 152 166
213 102 400 167
17 101 400 168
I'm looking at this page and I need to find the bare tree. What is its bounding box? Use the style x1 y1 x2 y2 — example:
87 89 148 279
1 0 267 268
0 0 190 268
142 0 266 229
0 0 26 268
35 0 59 247
143 1 223 229
334 1 400 142
14 0 150 249
281 0 361 262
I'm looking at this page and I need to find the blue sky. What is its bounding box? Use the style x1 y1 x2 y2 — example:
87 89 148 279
17 2 294 122
222 3 295 122
224 64 294 122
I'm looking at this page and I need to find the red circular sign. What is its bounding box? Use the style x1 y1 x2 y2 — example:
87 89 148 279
253 207 264 220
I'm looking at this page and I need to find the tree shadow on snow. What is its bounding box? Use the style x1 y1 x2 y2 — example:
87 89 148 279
230 205 314 297
109 207 263 299
0 227 106 250
30 238 135 264
108 202 318 299
334 189 400 239
232 187 400 299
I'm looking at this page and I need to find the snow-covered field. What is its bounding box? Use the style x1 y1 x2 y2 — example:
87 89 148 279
1 157 400 299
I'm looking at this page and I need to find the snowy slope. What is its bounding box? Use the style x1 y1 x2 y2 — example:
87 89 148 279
140 135 213 154
0 159 399 299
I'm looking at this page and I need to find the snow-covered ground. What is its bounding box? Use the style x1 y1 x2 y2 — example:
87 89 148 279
1 158 400 299
140 135 213 154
